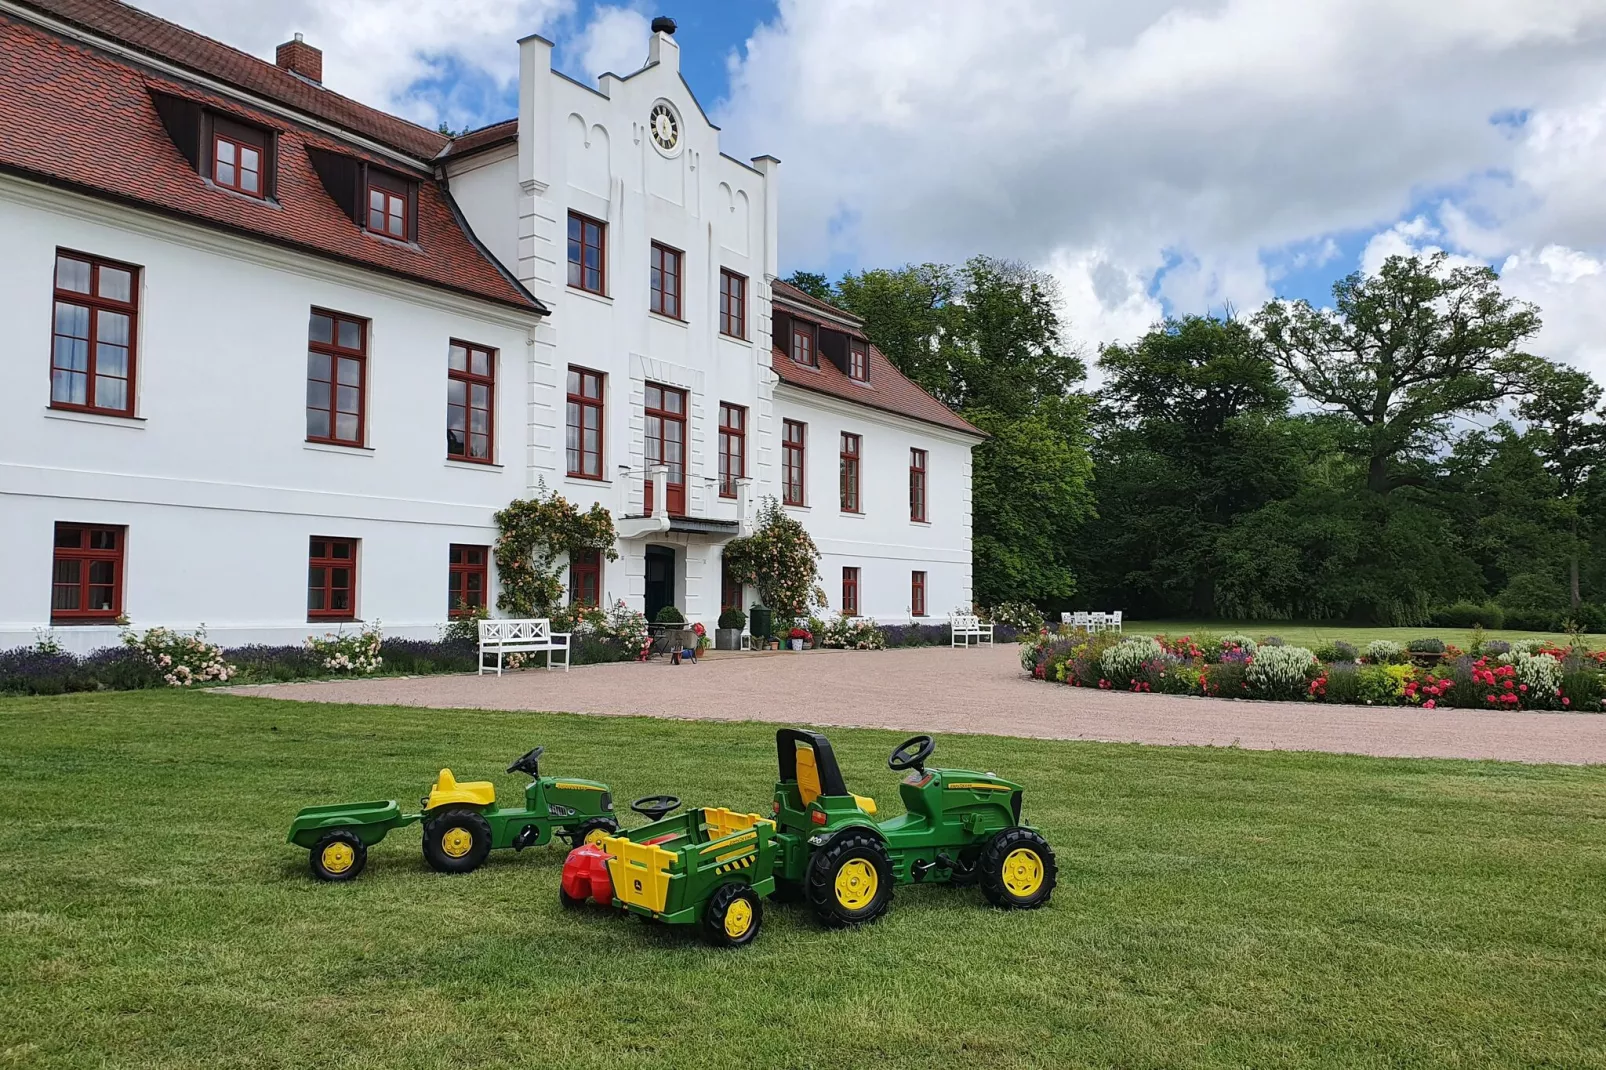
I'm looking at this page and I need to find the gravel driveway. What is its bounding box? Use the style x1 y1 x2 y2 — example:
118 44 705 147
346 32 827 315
223 644 1606 765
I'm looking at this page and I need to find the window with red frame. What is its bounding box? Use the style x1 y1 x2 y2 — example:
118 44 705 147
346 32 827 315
308 537 357 620
51 523 124 622
842 566 860 616
718 403 746 498
650 243 682 319
568 212 606 294
911 571 927 617
910 448 928 522
566 366 605 478
782 419 806 506
791 320 816 366
307 309 366 446
721 558 743 612
212 132 263 197
448 544 489 615
366 177 408 240
569 549 601 607
447 341 495 462
840 432 861 513
644 383 687 515
51 251 139 417
849 338 869 382
720 269 746 338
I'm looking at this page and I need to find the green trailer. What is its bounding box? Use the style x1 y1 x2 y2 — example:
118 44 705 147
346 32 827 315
288 746 619 881
593 728 1056 946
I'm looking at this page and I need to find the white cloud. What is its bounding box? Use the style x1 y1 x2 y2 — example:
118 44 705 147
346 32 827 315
715 0 1606 353
563 6 651 81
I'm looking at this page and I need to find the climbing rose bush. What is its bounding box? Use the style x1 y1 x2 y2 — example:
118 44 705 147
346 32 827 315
123 625 234 686
822 614 887 650
721 496 827 618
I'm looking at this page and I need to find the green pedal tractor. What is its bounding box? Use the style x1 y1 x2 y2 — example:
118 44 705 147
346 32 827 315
288 746 623 881
569 729 1056 946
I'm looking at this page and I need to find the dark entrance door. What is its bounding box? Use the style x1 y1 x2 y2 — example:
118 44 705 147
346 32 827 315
644 546 676 623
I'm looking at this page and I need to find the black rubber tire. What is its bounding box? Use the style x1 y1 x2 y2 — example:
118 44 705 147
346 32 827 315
309 829 367 882
421 808 494 874
702 882 762 948
568 817 619 847
805 829 894 928
558 883 588 911
978 827 1057 910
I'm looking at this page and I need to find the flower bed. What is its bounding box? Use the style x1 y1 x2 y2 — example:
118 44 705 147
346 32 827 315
1022 628 1606 712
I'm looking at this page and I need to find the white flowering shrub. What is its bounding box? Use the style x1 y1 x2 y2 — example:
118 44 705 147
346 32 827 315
1100 637 1166 684
983 602 1045 632
123 625 235 686
1246 645 1318 699
1507 639 1547 657
307 622 383 674
1219 633 1259 655
1364 639 1404 664
1512 651 1563 697
823 614 887 649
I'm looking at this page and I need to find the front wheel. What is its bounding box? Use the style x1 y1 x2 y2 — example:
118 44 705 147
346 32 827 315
806 829 893 928
422 808 493 874
702 882 762 948
569 817 619 848
978 828 1057 909
310 829 367 882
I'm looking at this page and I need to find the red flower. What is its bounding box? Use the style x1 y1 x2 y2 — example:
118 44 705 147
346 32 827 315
1423 700 1436 709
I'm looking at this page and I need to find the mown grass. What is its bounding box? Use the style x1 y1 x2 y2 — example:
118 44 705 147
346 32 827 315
1127 619 1594 650
2 691 1604 1069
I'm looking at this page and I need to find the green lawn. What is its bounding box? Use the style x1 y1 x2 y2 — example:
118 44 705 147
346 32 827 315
3 693 1605 1069
1126 619 1593 650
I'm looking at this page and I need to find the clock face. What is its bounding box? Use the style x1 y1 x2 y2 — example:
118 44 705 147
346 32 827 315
649 101 680 153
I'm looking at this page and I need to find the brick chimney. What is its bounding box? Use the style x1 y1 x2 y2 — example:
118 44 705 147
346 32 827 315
275 33 322 85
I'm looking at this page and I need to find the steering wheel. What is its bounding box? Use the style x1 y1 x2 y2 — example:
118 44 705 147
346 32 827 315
506 745 545 776
888 735 935 773
631 794 682 822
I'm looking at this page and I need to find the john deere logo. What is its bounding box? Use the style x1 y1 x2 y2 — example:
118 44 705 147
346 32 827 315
634 879 642 892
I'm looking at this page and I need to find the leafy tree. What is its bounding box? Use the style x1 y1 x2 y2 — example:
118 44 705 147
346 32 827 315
1256 253 1543 494
782 270 834 302
1518 362 1606 608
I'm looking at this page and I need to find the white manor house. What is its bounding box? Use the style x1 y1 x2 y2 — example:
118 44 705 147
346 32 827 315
0 1 984 652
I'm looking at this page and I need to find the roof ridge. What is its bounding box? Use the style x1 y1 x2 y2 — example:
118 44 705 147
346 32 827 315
13 0 449 159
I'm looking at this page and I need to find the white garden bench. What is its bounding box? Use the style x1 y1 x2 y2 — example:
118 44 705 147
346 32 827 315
478 618 571 675
949 613 994 648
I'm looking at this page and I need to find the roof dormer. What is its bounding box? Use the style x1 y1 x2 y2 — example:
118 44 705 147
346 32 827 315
149 89 277 201
305 149 419 244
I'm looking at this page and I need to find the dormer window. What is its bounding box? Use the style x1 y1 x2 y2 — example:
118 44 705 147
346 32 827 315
849 338 869 382
791 320 817 367
212 131 262 197
366 171 410 240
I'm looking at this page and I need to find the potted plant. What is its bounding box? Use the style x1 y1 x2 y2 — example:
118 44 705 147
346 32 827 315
788 626 812 651
807 615 826 650
691 621 708 660
716 607 746 651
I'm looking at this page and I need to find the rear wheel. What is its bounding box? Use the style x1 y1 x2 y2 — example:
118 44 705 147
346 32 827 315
310 829 367 882
978 828 1057 909
806 829 893 928
702 882 762 948
422 808 493 874
569 817 619 848
558 883 588 910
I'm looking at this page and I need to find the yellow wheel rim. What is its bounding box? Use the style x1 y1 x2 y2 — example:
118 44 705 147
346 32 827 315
1001 848 1044 898
834 859 879 910
723 898 753 938
584 827 610 847
320 842 355 874
441 827 474 858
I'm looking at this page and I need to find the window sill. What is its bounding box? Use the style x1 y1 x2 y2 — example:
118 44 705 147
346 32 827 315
445 458 503 471
45 407 146 428
718 331 750 344
305 441 375 457
308 618 361 625
567 286 613 305
649 311 689 328
840 509 865 519
566 475 611 488
910 519 932 527
50 618 122 627
783 502 810 512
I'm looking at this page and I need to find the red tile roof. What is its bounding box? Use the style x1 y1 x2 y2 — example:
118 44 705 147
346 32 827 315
442 119 517 161
14 0 450 159
770 282 984 437
0 13 539 312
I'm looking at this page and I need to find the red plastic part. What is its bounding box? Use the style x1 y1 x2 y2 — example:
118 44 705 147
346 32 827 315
561 843 613 904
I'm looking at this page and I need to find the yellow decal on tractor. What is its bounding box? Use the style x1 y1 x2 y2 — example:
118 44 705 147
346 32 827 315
554 782 605 791
944 781 1011 792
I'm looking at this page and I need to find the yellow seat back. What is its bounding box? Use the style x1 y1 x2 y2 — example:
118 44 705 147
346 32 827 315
425 768 497 809
604 834 677 913
852 794 878 815
795 745 823 806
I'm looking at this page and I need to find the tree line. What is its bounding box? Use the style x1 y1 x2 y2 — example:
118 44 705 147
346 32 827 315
785 253 1606 630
